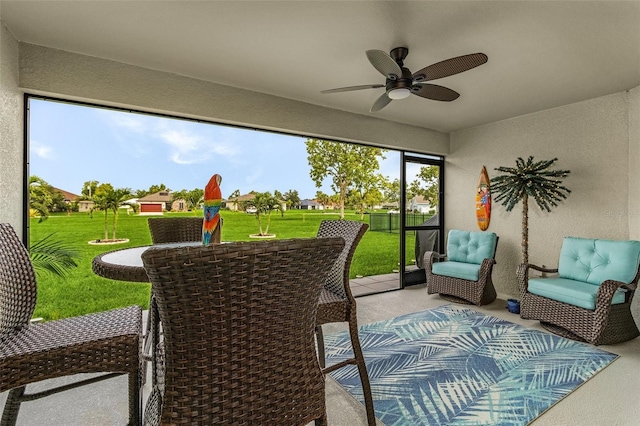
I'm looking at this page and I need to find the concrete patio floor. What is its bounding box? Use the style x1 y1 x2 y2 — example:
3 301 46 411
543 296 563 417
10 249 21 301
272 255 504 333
2 284 640 425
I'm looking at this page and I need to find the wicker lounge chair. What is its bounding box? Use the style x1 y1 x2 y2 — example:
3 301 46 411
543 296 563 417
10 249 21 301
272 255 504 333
519 236 640 345
425 229 499 306
141 237 344 425
314 220 376 426
0 223 142 425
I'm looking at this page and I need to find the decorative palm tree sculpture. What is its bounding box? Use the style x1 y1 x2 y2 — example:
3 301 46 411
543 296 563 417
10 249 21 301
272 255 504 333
492 156 571 264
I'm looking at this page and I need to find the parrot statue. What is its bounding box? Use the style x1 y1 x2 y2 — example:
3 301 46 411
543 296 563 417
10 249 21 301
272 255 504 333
202 174 222 245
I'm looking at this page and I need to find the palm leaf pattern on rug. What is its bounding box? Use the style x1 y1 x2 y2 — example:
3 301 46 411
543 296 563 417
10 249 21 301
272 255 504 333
324 305 617 425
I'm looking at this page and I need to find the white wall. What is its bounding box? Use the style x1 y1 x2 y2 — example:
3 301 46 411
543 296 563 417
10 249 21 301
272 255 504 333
18 43 449 155
629 86 640 240
0 21 23 233
449 92 635 297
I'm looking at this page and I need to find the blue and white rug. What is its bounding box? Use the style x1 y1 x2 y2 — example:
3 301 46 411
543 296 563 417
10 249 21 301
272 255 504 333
324 305 618 425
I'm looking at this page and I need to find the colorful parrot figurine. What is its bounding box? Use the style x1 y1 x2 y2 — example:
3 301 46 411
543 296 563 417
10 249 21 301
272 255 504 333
203 174 222 245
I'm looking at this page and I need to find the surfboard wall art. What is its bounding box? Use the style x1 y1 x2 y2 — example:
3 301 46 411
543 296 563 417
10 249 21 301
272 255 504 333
476 166 491 231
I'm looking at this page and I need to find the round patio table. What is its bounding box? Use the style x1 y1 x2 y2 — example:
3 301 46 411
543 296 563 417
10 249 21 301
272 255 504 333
92 242 204 282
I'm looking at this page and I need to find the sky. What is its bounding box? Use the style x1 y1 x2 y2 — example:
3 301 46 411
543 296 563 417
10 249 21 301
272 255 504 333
29 98 403 200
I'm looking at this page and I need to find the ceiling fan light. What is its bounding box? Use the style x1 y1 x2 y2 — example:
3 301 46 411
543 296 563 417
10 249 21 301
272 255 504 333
388 88 411 100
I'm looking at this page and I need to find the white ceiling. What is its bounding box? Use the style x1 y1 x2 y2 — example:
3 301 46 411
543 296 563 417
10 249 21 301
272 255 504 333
2 1 640 133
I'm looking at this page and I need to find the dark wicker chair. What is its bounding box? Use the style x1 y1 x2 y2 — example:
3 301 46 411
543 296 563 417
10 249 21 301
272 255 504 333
518 238 640 345
425 230 499 306
145 217 218 382
141 237 344 425
147 216 218 245
0 223 142 425
315 220 376 426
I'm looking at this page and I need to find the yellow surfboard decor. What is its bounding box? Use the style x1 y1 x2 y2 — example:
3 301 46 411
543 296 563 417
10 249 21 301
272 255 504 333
476 166 491 231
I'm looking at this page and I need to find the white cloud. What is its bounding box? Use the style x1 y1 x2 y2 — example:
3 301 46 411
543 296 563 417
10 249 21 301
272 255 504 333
100 110 148 133
30 140 55 159
160 128 240 165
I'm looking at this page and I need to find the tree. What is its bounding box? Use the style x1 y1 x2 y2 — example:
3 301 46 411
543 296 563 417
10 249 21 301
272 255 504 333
492 156 571 263
81 180 99 199
106 187 133 240
283 189 300 209
349 174 384 219
381 177 400 206
173 188 204 213
244 191 284 236
90 184 132 240
91 183 113 240
229 189 241 199
29 176 53 222
315 191 330 208
409 165 440 210
306 139 386 219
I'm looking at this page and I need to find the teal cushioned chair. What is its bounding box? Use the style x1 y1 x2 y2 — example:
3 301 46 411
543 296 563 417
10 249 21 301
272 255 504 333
518 236 640 345
425 229 499 306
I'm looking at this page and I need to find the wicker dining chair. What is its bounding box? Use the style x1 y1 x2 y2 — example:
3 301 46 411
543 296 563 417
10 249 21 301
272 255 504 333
141 237 344 425
0 223 142 425
315 220 376 426
145 217 218 382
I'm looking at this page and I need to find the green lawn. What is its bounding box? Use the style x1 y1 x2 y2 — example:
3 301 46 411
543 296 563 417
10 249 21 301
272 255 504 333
30 210 410 321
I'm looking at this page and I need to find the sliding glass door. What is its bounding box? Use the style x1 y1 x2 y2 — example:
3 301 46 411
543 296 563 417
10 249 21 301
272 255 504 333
401 152 444 287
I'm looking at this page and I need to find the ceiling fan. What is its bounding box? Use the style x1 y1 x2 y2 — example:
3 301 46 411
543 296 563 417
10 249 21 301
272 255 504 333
321 47 488 112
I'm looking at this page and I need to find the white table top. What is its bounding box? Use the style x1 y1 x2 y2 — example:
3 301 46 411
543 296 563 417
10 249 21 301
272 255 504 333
99 241 204 268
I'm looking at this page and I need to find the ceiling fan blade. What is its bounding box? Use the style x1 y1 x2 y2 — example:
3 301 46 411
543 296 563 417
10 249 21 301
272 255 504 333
412 84 460 102
321 84 385 94
412 53 488 82
366 50 402 78
370 93 392 112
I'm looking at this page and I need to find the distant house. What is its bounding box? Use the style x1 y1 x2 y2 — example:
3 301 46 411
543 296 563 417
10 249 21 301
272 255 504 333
408 196 433 214
223 193 255 211
300 199 323 210
77 200 94 213
52 187 80 203
52 187 90 212
138 191 173 215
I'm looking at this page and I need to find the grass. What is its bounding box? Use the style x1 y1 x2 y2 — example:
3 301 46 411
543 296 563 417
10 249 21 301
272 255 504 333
29 209 415 321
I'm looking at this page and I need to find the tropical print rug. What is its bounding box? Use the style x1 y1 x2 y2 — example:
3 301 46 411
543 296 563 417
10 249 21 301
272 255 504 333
324 305 618 425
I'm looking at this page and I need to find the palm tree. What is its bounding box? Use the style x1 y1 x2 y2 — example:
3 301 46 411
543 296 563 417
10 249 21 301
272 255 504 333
107 187 134 240
29 175 53 222
29 232 79 277
245 191 284 236
492 156 571 264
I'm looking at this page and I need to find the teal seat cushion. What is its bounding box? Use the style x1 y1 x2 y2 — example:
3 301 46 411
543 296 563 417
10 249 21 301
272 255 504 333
447 230 497 265
558 237 640 285
528 277 626 310
432 261 481 282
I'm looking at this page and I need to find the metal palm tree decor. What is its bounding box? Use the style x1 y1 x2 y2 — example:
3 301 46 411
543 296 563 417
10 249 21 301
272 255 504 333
492 156 571 264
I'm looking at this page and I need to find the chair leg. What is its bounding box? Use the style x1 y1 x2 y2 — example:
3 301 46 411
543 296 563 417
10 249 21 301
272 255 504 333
348 318 376 426
128 368 142 426
315 325 326 369
1 386 25 426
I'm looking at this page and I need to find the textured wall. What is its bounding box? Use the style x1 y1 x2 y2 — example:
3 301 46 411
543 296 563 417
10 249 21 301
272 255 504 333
18 43 449 155
449 92 633 298
0 22 23 233
629 86 640 240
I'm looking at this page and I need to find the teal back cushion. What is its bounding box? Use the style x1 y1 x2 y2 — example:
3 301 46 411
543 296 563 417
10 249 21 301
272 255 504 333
447 230 497 265
558 237 640 285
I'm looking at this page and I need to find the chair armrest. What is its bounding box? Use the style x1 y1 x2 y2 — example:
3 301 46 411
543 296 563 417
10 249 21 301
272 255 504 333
516 263 559 298
475 257 497 285
423 251 446 272
597 279 636 304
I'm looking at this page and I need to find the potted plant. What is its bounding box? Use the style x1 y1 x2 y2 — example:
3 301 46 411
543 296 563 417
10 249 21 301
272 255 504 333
491 156 571 264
